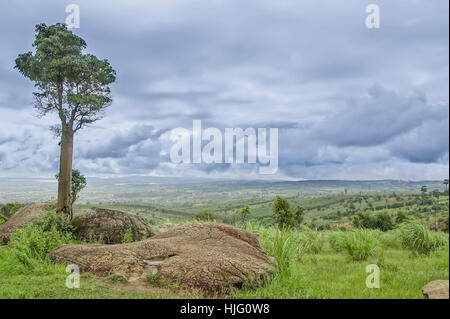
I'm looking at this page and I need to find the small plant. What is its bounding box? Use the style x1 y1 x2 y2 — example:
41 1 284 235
122 229 133 243
146 272 162 285
399 222 447 255
107 274 127 283
8 211 76 267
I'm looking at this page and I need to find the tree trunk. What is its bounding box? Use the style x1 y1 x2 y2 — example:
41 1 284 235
57 126 74 219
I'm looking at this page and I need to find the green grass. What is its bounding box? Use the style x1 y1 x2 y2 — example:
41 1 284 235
0 247 189 299
233 222 449 299
0 203 448 299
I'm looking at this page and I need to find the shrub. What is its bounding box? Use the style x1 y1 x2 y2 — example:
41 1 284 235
1 202 22 218
122 229 133 243
399 222 447 255
272 196 305 228
0 213 7 225
352 210 394 231
296 229 324 254
8 211 76 267
327 232 344 252
338 230 379 261
443 216 449 233
194 209 217 221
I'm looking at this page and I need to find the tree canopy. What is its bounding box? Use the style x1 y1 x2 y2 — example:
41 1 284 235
15 23 116 134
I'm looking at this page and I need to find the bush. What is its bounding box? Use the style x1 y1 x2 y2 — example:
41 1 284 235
122 229 133 243
272 196 304 228
296 229 324 254
8 211 76 267
443 216 449 233
399 222 447 255
352 210 395 231
336 230 379 261
1 202 22 218
194 209 217 221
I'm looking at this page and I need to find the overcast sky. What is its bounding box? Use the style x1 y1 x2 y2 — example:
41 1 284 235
0 0 448 180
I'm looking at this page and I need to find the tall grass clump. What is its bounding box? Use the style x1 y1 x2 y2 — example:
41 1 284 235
242 221 296 272
8 210 76 267
399 222 447 255
267 227 296 272
296 228 324 254
336 230 379 261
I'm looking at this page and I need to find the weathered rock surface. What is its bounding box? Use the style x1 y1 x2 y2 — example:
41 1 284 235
72 208 157 244
156 223 179 234
0 201 55 244
51 222 277 294
422 280 449 299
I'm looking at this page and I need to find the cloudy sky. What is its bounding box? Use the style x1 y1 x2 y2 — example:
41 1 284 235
0 0 448 180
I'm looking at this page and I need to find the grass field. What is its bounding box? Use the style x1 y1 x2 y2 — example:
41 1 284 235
1 213 448 299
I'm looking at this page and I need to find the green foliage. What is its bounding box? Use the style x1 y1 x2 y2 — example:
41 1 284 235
352 210 395 231
443 216 449 233
122 229 133 243
267 227 295 272
239 205 252 222
146 272 162 286
15 23 116 132
194 209 217 221
1 202 22 218
272 196 305 228
395 210 408 224
297 228 324 254
399 222 447 255
332 230 379 261
0 214 7 225
8 211 76 267
55 169 87 205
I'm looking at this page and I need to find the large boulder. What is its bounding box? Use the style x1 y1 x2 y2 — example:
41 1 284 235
422 280 449 299
0 201 55 244
51 222 277 295
72 207 157 244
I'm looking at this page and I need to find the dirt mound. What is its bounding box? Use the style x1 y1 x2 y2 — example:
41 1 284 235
72 208 157 244
0 201 56 244
156 223 179 233
51 222 277 295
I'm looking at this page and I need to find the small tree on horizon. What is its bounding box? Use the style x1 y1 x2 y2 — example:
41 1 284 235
15 23 116 218
272 196 305 228
239 205 252 222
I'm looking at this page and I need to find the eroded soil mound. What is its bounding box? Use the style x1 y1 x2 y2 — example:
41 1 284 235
72 208 157 244
0 201 55 244
51 222 277 294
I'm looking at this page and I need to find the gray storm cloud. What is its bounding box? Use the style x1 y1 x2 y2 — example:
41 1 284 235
0 0 448 180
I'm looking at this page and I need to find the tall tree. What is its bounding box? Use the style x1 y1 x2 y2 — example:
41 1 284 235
15 23 116 217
